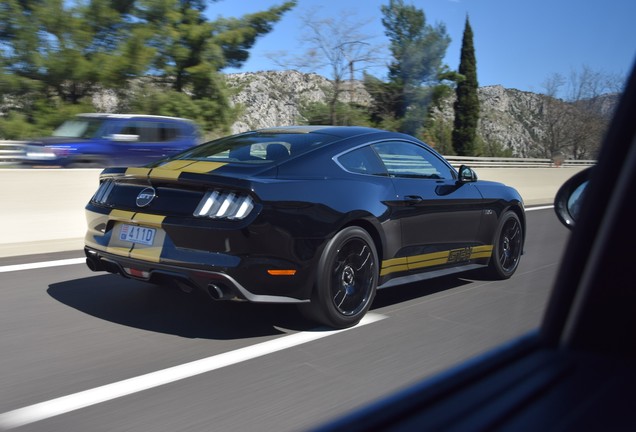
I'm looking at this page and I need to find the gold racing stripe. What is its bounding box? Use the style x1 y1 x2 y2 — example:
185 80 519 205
149 168 181 180
130 213 165 228
101 210 168 261
129 228 166 263
158 160 197 170
380 245 494 276
148 160 228 180
125 167 151 178
109 209 137 221
181 161 227 173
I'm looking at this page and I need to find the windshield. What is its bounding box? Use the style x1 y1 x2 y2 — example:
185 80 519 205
172 132 339 164
52 118 104 139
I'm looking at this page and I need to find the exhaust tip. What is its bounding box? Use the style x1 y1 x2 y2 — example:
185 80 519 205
86 257 100 272
207 283 231 300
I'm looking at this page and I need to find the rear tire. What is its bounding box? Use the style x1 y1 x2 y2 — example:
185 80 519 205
485 211 523 279
299 227 378 329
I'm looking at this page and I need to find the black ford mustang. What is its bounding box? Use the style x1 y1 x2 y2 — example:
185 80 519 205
84 126 525 328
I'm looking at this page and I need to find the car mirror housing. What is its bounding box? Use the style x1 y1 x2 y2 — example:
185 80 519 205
554 166 592 229
458 165 477 183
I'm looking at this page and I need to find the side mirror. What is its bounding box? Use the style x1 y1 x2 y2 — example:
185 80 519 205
554 167 592 229
458 165 477 183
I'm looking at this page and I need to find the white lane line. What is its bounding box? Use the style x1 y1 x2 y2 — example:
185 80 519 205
526 205 554 212
0 258 86 273
0 313 386 429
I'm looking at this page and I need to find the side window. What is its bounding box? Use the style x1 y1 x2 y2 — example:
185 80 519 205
372 141 454 180
338 146 388 176
159 124 179 141
120 121 159 142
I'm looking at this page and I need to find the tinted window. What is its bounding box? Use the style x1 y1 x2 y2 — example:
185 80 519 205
159 124 179 141
338 146 388 176
372 141 455 180
120 121 161 142
172 132 339 164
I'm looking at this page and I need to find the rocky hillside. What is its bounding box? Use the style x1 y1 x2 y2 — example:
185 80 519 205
226 70 371 133
225 70 616 158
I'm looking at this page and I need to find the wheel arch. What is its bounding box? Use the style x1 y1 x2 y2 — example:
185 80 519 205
506 202 527 253
340 218 385 277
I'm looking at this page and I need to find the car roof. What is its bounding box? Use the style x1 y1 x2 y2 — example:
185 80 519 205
252 125 386 139
76 113 195 123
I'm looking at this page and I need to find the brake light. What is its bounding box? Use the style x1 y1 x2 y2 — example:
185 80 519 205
92 179 115 204
194 190 254 220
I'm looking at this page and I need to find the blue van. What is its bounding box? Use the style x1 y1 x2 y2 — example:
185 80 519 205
23 114 201 168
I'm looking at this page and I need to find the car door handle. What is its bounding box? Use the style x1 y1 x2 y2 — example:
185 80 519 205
404 195 423 204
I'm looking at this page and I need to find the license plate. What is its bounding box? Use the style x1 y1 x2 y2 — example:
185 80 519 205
119 224 156 246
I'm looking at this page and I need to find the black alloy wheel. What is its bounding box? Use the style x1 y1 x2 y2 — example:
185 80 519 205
301 226 378 329
487 211 523 279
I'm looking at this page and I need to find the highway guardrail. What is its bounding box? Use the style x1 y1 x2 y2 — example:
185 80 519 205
1 140 596 168
0 140 26 166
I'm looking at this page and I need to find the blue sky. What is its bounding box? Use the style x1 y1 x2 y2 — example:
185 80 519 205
209 0 636 93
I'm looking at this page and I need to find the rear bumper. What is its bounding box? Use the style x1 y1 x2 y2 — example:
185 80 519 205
84 247 311 304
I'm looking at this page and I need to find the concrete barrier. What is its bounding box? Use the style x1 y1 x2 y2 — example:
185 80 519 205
0 166 586 258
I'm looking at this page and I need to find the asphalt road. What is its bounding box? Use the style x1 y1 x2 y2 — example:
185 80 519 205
0 207 568 432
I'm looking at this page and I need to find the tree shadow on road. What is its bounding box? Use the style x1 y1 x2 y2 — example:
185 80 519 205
47 274 314 340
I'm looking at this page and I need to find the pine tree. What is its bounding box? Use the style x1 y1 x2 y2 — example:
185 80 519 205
452 17 480 155
365 0 450 135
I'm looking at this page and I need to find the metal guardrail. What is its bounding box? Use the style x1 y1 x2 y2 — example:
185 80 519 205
444 155 596 169
0 140 26 166
0 139 596 168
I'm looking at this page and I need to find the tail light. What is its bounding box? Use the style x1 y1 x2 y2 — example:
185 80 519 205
92 179 115 204
194 190 255 220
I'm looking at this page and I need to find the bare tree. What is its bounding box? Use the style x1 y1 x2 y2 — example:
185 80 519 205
538 66 623 160
267 7 383 124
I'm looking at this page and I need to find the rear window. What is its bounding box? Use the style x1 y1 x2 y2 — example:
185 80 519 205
170 132 339 164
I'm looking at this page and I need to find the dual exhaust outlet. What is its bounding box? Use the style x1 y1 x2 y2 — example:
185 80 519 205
85 256 235 301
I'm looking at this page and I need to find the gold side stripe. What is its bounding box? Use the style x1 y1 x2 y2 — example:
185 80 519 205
380 245 494 277
407 250 452 266
472 245 494 254
380 263 409 277
407 257 449 271
382 256 408 268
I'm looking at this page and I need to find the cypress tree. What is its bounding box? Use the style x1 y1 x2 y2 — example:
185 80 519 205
452 16 480 155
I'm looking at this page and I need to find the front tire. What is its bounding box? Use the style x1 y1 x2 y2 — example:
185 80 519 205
300 227 378 329
486 210 523 279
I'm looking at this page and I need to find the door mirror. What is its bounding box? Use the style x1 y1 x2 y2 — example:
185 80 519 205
554 167 592 229
458 165 477 183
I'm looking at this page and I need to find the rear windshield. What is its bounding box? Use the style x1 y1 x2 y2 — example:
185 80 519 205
169 132 339 164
